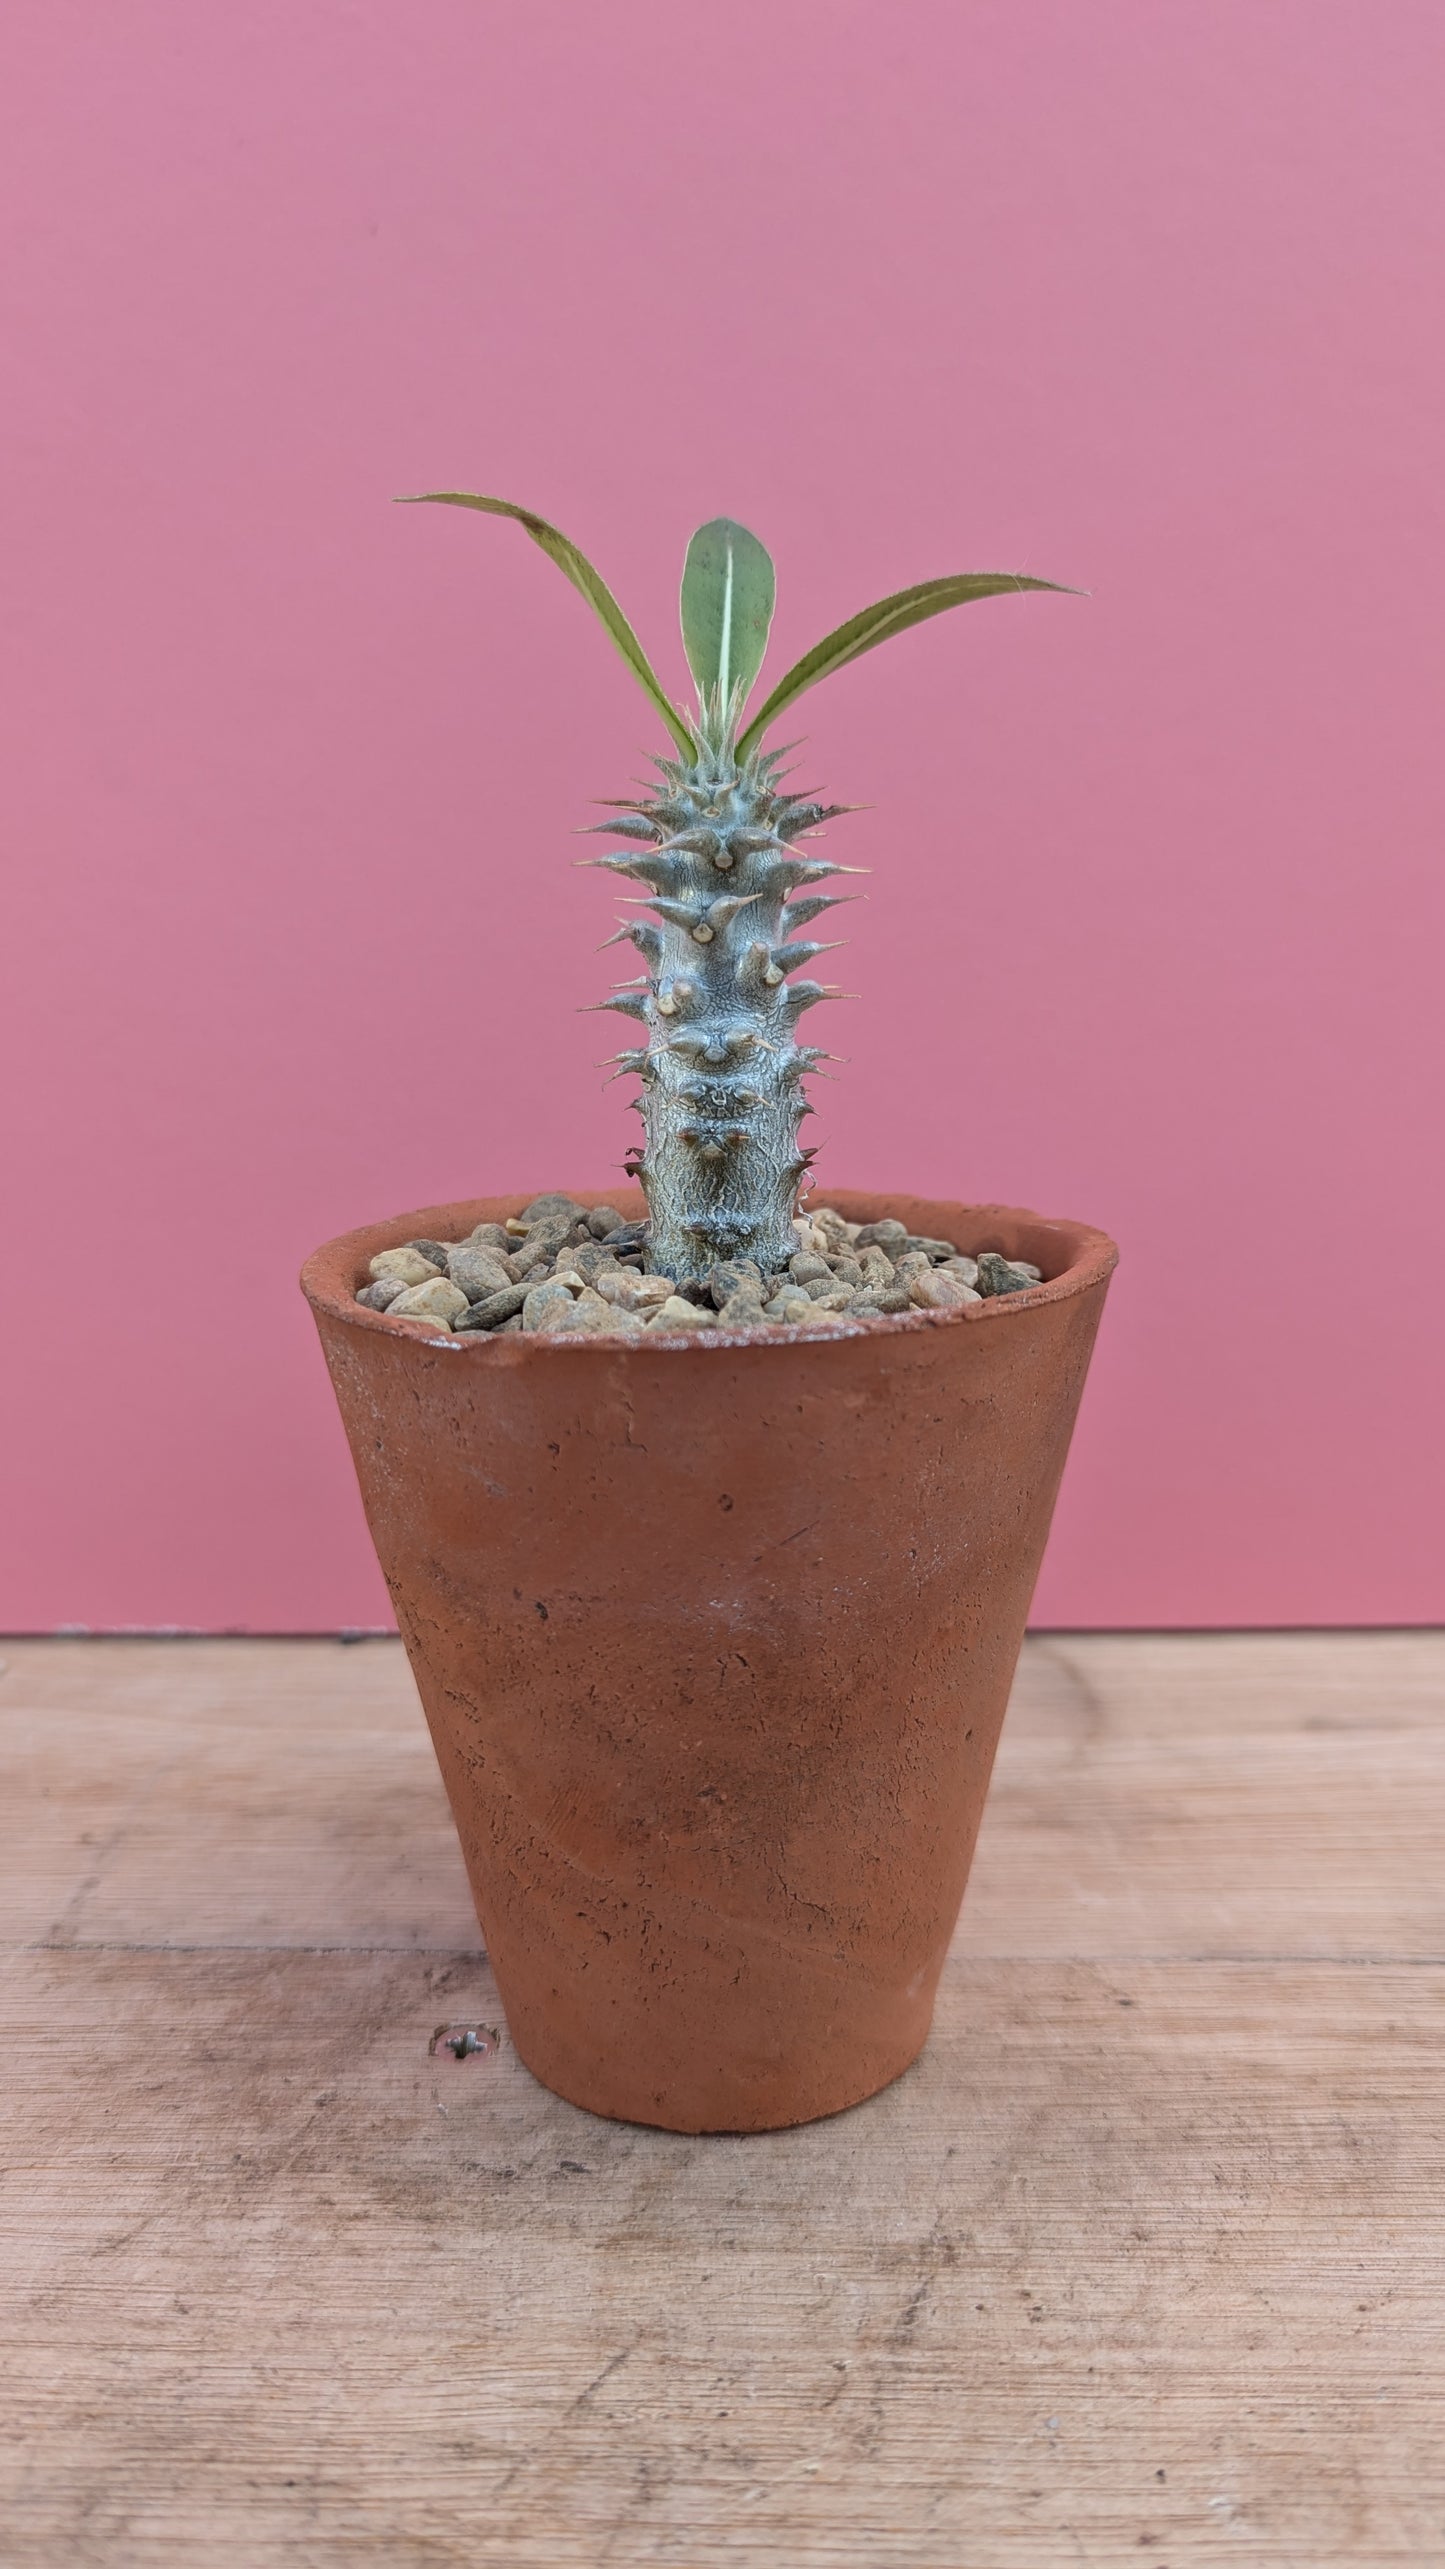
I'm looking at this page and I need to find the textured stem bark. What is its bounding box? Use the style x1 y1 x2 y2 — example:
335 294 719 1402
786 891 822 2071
594 732 848 1283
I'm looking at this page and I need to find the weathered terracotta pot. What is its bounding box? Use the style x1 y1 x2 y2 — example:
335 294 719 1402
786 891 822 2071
302 1189 1116 2133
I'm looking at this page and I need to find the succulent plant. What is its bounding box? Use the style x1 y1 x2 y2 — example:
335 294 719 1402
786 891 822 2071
401 493 1072 1282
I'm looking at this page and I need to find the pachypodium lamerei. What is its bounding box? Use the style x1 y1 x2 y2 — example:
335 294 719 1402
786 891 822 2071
401 492 1072 1282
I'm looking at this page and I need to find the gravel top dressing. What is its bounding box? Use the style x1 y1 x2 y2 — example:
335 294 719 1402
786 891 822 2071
356 1194 1043 1341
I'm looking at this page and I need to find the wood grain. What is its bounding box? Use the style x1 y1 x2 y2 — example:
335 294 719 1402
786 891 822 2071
2 1634 1442 2565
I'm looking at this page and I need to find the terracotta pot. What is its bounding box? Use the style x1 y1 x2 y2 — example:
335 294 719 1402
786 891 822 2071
302 1189 1116 2133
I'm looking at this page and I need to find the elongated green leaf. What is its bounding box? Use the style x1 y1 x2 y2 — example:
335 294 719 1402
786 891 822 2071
396 491 696 756
679 518 776 713
735 571 1078 758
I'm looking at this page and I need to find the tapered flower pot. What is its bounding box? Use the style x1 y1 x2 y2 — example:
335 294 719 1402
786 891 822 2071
302 1188 1115 2132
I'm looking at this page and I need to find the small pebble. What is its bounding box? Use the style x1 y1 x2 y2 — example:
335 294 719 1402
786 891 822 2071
542 1308 594 1335
586 1204 626 1239
511 1232 567 1280
855 1245 895 1289
942 1255 980 1288
408 1239 455 1271
591 1302 648 1336
570 1287 620 1330
356 1276 408 1310
466 1221 514 1253
910 1269 982 1312
716 1290 769 1330
647 1296 717 1330
904 1234 957 1262
454 1283 529 1331
596 1270 672 1313
566 1241 621 1283
708 1258 763 1308
523 1279 578 1332
369 1246 443 1287
389 1278 468 1324
521 1193 585 1225
854 1219 908 1250
975 1252 1040 1298
447 1244 514 1302
513 1219 589 1261
593 1270 641 1311
766 1293 816 1326
789 1253 832 1286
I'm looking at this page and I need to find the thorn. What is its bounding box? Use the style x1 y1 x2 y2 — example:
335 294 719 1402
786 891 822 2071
577 816 662 843
783 895 856 927
655 828 722 859
707 893 764 929
585 992 649 1020
602 1046 653 1085
764 857 869 895
643 896 705 932
772 940 844 977
580 853 684 887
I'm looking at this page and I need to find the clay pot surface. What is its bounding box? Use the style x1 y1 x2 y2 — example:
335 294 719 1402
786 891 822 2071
302 1190 1116 2132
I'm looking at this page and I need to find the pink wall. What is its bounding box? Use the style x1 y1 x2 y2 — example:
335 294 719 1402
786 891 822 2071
4 1 1443 1631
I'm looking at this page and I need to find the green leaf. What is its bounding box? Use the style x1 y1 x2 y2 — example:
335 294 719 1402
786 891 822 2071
679 518 776 714
396 491 696 756
735 571 1080 759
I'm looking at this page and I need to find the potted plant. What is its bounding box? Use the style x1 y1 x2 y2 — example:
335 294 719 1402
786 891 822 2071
301 497 1116 2133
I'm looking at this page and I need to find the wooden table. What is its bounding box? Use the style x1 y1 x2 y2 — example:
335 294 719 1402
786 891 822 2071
2 1634 1442 2565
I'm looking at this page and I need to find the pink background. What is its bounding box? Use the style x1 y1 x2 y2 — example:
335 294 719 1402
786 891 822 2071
4 1 1443 1631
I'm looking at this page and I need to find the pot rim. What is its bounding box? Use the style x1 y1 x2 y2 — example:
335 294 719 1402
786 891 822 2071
301 1189 1118 1356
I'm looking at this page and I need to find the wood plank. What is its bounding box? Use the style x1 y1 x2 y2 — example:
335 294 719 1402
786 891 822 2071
2 1635 1443 2565
0 1640 478 1955
5 1634 1442 1960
